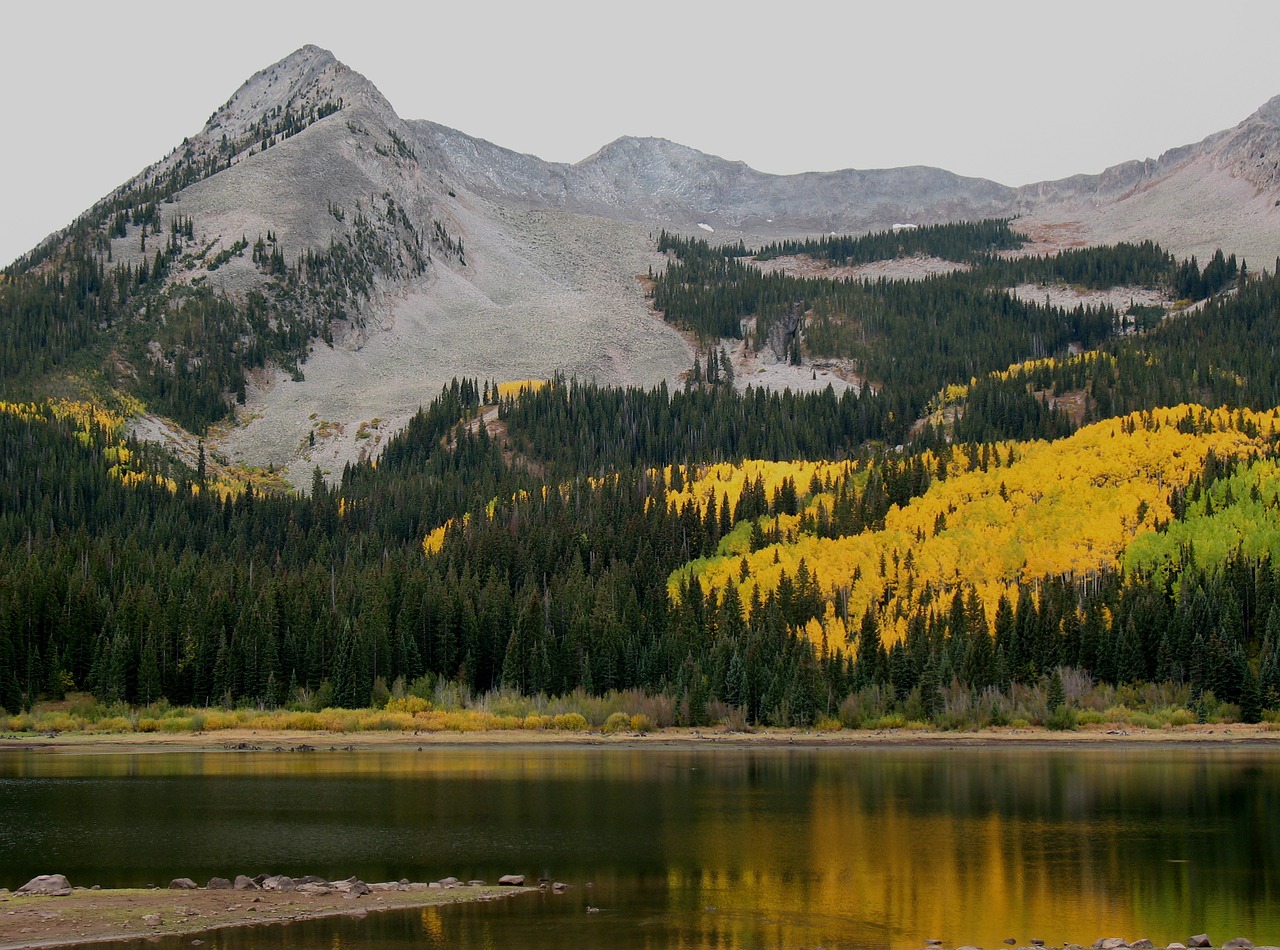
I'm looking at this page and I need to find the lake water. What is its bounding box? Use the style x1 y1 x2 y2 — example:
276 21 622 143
0 744 1276 949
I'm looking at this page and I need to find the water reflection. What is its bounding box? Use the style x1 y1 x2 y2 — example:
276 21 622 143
2 746 1277 948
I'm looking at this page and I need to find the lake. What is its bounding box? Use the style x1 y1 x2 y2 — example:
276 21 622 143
0 743 1276 949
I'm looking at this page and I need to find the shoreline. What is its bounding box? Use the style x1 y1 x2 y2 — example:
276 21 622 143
2 723 1279 755
0 882 531 950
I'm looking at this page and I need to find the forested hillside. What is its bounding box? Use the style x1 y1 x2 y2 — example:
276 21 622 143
3 224 1280 731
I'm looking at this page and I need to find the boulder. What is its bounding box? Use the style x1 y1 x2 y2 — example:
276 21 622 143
233 874 260 891
333 878 371 896
498 874 525 886
1130 941 1155 950
1167 945 1188 950
295 875 329 886
1094 941 1129 950
168 878 199 890
207 877 232 890
1223 940 1254 950
1189 937 1213 949
16 874 72 897
296 883 334 895
438 876 460 888
142 914 163 927
261 875 296 892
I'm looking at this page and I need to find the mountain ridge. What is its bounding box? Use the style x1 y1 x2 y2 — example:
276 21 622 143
7 45 1280 487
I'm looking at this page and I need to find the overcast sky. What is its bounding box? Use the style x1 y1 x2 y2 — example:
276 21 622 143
3 0 1278 267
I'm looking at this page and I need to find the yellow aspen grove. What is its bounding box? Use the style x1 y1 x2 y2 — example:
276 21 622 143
673 405 1280 652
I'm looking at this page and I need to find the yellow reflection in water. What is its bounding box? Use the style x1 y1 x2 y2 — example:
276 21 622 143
5 747 1275 948
658 750 1275 949
421 905 444 942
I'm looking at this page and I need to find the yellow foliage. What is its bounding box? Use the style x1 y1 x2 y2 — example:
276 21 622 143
385 695 433 714
664 459 860 520
497 379 548 400
677 405 1280 651
0 397 287 502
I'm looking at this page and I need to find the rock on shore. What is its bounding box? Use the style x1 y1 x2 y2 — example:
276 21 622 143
15 875 72 897
929 938 1275 950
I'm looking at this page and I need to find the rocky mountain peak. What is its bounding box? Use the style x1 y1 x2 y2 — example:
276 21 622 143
1251 93 1280 127
1211 94 1280 193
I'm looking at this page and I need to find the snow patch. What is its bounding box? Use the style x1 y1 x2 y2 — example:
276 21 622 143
892 223 918 231
697 223 715 233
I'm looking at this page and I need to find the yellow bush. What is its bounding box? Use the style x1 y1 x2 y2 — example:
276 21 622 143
275 711 323 730
201 711 240 731
386 695 432 715
523 713 554 730
317 709 360 732
814 717 843 732
91 716 132 733
356 711 417 731
630 714 655 734
33 712 81 732
553 713 589 731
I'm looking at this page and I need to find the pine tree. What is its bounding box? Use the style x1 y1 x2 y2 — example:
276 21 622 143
854 607 882 689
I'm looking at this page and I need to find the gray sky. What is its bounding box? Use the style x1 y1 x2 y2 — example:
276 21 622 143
3 0 1278 267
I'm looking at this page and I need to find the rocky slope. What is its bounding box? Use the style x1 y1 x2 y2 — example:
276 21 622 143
414 122 1019 237
19 46 1280 485
1014 94 1280 266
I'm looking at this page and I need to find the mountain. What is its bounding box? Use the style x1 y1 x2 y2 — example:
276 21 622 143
7 48 1280 726
1013 94 1280 266
6 45 1280 486
415 123 1019 234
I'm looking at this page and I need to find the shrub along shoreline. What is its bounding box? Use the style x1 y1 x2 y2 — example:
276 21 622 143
4 672 1276 739
3 698 1279 750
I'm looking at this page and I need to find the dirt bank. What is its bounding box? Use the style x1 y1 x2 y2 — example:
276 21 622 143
0 882 530 950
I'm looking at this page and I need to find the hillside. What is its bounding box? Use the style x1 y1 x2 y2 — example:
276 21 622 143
1015 94 1280 267
2 44 1278 493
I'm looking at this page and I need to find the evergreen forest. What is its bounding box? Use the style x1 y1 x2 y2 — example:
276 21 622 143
3 216 1280 732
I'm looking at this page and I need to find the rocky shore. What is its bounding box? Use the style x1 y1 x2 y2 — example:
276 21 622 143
922 939 1276 950
4 876 1275 950
0 872 533 949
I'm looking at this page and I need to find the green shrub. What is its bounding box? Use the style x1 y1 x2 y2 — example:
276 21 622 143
1046 705 1078 731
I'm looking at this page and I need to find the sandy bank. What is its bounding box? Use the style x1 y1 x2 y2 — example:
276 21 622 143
0 881 529 950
